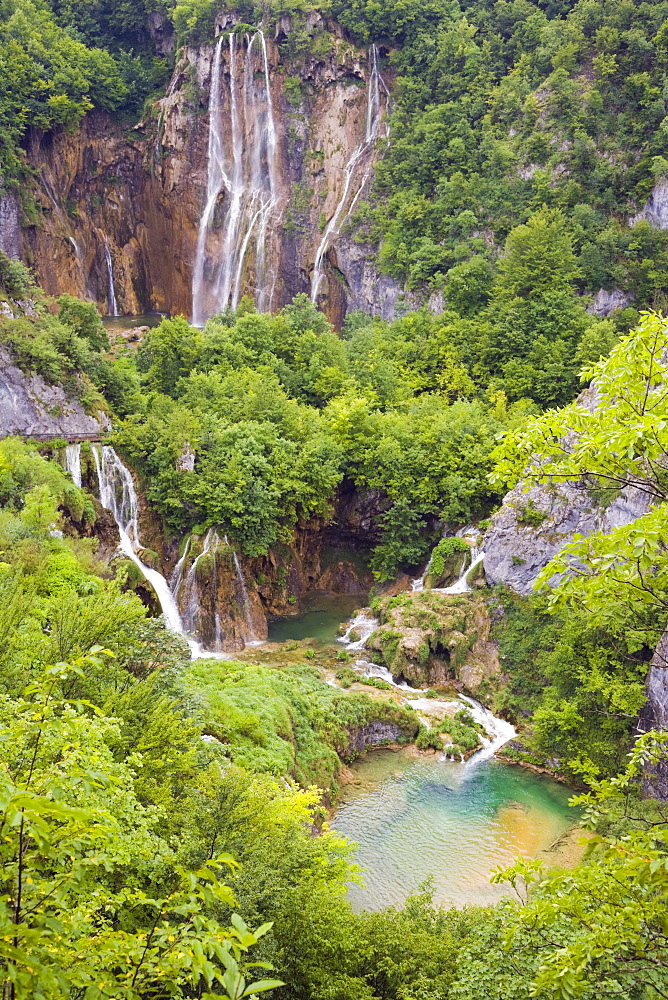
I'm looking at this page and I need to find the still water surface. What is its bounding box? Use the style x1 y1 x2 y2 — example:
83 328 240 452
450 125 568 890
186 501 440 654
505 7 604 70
333 749 576 910
268 592 363 644
102 313 166 331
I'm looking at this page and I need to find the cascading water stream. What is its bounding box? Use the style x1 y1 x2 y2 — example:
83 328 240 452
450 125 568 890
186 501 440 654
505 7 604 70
103 237 119 317
64 443 82 489
192 29 279 325
413 527 485 596
460 696 517 767
169 537 191 599
311 44 390 303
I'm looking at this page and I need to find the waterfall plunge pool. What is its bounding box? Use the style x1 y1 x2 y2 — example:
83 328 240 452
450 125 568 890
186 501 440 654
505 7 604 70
267 592 365 645
331 747 578 911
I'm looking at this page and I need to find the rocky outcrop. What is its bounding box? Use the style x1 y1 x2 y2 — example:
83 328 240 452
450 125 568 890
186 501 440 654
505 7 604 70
637 630 668 800
0 344 108 440
483 478 649 595
367 591 501 692
484 383 650 595
0 184 21 260
588 287 633 317
23 17 398 327
333 235 402 322
345 720 414 756
631 180 668 229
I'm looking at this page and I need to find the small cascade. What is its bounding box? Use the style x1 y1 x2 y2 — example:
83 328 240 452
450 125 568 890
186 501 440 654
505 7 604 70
169 537 191 600
103 237 119 316
411 561 430 593
339 610 380 651
233 550 258 642
311 44 390 303
415 527 485 597
438 529 484 595
64 443 82 489
461 696 516 767
192 29 279 325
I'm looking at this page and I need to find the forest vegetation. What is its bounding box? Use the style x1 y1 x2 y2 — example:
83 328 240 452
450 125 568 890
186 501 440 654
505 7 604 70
2 0 668 997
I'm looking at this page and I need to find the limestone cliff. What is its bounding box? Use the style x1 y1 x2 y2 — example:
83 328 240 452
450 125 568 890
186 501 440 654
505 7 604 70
22 14 400 328
483 386 650 595
0 344 108 440
637 631 668 800
483 478 649 596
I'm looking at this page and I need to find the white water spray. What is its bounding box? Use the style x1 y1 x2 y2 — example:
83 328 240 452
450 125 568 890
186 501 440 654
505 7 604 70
181 529 221 636
339 610 380 651
460 696 516 767
64 443 82 489
311 44 390 303
192 29 279 325
413 527 485 596
103 237 119 316
436 529 485 596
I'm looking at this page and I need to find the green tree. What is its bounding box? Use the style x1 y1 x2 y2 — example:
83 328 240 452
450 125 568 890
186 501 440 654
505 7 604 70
0 654 283 1000
136 316 203 397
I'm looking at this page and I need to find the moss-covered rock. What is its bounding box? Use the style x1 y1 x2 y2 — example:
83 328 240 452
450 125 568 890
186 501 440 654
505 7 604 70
425 537 471 588
368 591 501 693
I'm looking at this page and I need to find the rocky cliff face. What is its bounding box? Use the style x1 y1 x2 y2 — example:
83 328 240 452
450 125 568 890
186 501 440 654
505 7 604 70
483 386 650 595
637 631 668 800
483 478 650 596
22 14 399 328
0 182 21 261
0 343 108 440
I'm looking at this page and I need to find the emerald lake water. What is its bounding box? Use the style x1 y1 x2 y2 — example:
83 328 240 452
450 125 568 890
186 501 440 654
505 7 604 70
268 592 363 644
332 748 577 910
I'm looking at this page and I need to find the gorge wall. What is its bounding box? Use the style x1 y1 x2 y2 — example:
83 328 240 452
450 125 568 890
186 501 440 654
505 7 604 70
20 13 400 329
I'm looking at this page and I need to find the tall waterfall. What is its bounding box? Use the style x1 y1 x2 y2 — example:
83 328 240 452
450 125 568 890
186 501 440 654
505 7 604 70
64 443 82 489
192 29 279 325
103 237 119 317
311 44 390 303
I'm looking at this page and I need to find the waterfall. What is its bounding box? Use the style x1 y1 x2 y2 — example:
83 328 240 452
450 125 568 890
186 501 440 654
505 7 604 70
339 610 380 651
169 537 191 602
103 237 119 317
89 445 220 658
192 29 279 325
438 529 485 595
233 550 257 641
460 697 517 767
411 562 429 593
64 443 82 489
311 44 390 303
414 527 485 596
